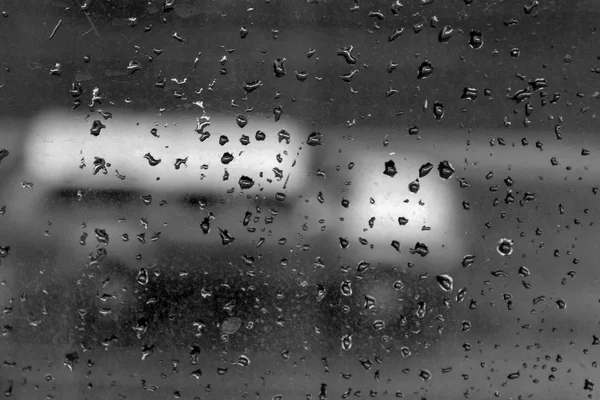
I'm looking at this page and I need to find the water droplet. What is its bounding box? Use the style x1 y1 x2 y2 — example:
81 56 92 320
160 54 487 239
400 346 411 357
275 192 286 202
359 358 373 370
437 160 455 179
409 242 429 257
388 27 404 42
307 132 323 146
408 179 420 194
372 320 385 330
438 25 453 42
232 354 250 367
221 317 242 334
461 87 479 101
243 80 262 93
436 274 454 292
341 198 350 208
90 119 106 136
417 61 434 79
461 320 471 332
143 153 161 166
383 160 397 177
398 217 409 226
278 129 291 144
391 240 401 252
462 254 476 268
496 238 513 256
273 58 286 77
468 29 483 49
364 295 376 309
556 299 567 309
0 246 10 258
419 369 432 381
337 45 358 64
255 130 266 141
221 152 234 165
137 268 149 285
339 237 350 249
200 217 210 234
340 69 359 82
357 260 371 273
507 371 520 380
340 280 353 296
218 228 235 245
433 101 444 120
236 115 248 128
94 228 109 245
341 334 353 350
418 162 433 178
238 176 255 190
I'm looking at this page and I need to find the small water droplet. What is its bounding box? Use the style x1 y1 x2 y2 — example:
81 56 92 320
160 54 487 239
232 354 250 367
341 334 353 350
90 120 106 136
419 369 432 381
221 317 242 334
408 179 420 194
507 371 520 380
383 160 397 177
221 152 234 164
461 87 479 101
496 238 513 256
273 58 286 77
357 260 371 273
340 280 353 296
238 176 255 190
307 132 323 146
409 242 429 257
438 25 453 42
236 115 248 128
417 162 433 178
339 237 350 249
436 274 454 292
137 268 149 285
337 45 358 64
143 153 161 166
468 29 483 49
433 101 444 120
417 61 434 79
437 160 455 179
462 254 476 267
243 80 262 93
218 228 235 245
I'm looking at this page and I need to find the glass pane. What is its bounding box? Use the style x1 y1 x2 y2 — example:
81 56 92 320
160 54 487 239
1 0 598 399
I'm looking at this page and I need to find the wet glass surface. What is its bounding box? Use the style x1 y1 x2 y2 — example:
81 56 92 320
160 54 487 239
1 0 600 399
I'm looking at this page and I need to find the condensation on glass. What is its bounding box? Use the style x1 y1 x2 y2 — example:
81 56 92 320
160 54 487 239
0 0 598 399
